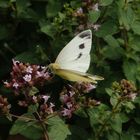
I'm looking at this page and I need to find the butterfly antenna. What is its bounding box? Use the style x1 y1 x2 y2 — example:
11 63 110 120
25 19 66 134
47 57 52 64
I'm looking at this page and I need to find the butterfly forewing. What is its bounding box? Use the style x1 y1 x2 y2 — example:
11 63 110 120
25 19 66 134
55 30 92 73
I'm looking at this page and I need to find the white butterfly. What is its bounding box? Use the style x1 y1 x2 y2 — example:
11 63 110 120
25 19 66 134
49 30 104 83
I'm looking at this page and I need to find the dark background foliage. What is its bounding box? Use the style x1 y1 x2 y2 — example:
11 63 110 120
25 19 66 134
0 0 140 140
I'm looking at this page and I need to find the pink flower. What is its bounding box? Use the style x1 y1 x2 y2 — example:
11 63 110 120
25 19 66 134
23 74 32 82
69 91 75 97
47 103 55 114
12 59 19 66
13 82 19 89
60 94 69 103
26 66 33 73
3 81 11 88
92 3 99 11
93 24 101 31
36 71 43 77
66 102 73 109
61 108 72 118
41 66 46 69
127 93 137 101
76 82 96 93
42 95 50 103
87 23 101 31
36 71 50 79
32 96 37 102
4 81 9 86
76 7 83 14
50 102 55 108
85 83 96 92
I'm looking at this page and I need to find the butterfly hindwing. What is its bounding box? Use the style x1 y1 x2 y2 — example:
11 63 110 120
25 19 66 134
55 30 92 73
53 68 98 83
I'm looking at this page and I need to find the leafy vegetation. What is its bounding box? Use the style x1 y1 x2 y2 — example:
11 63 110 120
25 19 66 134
0 0 140 140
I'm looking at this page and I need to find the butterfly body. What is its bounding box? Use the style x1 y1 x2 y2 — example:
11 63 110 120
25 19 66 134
49 63 103 83
49 30 104 83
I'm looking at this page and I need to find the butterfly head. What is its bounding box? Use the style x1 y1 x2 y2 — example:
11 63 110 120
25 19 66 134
49 63 61 71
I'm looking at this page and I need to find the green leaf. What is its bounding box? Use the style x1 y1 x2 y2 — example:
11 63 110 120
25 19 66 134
10 114 43 140
88 10 100 23
105 88 113 96
19 9 38 20
0 0 9 8
0 116 11 124
102 45 124 60
47 116 71 140
87 108 100 126
28 104 39 114
124 102 135 112
136 66 140 84
134 96 140 105
67 125 90 140
104 35 120 48
10 0 16 2
0 25 10 40
117 4 135 30
119 113 129 123
121 133 136 140
14 51 40 63
40 24 56 38
29 87 39 96
118 9 129 30
58 12 66 21
16 0 39 20
131 21 140 35
99 0 113 6
95 20 118 37
75 107 88 118
46 0 62 18
110 95 118 107
125 6 135 28
35 45 50 62
123 60 137 83
134 117 140 125
87 106 108 127
102 35 124 60
110 114 122 134
16 0 31 13
106 131 120 140
129 35 140 52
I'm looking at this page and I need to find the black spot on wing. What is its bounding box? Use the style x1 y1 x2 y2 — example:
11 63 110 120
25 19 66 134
79 43 85 49
75 53 82 60
79 31 91 39
78 53 82 58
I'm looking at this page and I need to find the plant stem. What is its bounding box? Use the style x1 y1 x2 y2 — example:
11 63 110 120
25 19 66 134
33 112 49 140
9 113 36 121
95 99 121 139
123 29 128 49
10 112 50 140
